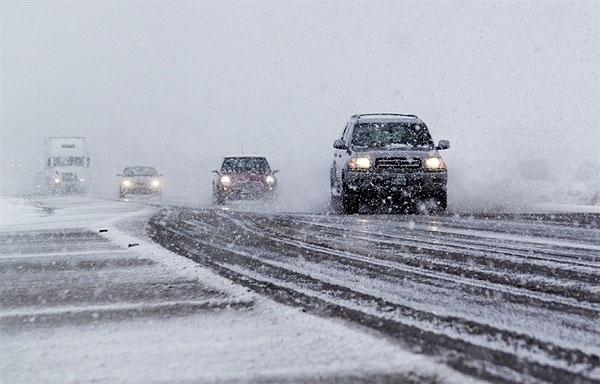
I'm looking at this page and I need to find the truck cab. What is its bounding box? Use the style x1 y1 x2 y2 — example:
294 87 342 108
44 137 90 194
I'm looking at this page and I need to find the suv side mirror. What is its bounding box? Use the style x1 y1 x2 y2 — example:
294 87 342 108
436 140 450 150
333 139 348 150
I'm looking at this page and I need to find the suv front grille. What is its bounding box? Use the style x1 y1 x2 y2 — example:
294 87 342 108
376 157 421 170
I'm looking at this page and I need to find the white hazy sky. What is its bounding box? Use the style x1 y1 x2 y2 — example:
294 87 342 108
2 1 599 210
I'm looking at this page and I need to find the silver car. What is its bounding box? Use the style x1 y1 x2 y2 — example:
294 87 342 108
118 166 162 198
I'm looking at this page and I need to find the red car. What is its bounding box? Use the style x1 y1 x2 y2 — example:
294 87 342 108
212 156 278 204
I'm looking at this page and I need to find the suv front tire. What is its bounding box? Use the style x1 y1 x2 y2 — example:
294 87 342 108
340 185 359 214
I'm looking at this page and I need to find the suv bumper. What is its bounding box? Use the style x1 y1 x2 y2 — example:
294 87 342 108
345 170 446 196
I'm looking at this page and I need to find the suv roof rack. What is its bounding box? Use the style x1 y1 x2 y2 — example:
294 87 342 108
352 113 419 119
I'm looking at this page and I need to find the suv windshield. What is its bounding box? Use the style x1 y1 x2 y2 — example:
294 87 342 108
351 123 434 150
222 157 271 173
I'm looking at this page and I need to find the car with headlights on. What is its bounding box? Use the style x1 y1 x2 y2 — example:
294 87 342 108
213 155 278 204
330 113 450 214
118 166 162 198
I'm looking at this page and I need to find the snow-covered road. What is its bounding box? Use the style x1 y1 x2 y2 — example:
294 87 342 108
1 197 478 384
149 204 600 384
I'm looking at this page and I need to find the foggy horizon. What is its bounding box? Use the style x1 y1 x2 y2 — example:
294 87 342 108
2 1 599 212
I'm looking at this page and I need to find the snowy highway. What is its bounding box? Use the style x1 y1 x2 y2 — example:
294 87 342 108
1 196 599 384
0 197 481 384
149 204 600 384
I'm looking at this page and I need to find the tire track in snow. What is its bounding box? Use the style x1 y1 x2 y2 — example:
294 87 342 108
148 207 600 384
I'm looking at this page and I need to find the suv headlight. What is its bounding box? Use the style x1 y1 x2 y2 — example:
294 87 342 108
424 157 446 170
220 175 233 187
348 156 373 170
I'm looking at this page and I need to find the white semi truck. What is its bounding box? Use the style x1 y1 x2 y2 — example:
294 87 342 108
41 137 90 194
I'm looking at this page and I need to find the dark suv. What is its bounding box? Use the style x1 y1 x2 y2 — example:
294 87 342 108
330 114 450 214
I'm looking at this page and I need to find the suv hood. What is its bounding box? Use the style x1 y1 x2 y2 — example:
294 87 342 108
352 149 440 160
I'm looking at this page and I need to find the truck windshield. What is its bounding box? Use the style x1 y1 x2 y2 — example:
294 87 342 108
51 157 86 167
351 123 434 150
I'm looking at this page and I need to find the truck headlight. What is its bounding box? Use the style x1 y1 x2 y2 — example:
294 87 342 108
348 156 372 170
424 157 446 170
122 179 132 187
265 175 276 185
220 175 233 187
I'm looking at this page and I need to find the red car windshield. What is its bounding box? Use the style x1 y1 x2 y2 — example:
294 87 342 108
222 157 271 173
